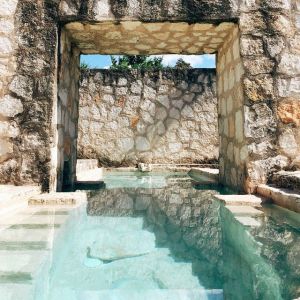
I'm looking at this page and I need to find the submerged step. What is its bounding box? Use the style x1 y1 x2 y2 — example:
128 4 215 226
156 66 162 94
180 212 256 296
214 194 262 207
0 228 59 242
28 192 87 206
50 288 223 300
0 250 47 283
0 241 48 251
225 206 264 217
85 216 144 231
0 283 34 300
0 215 68 226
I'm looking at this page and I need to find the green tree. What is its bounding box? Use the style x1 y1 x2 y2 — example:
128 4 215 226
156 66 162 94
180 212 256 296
110 55 163 71
80 62 90 70
175 58 192 70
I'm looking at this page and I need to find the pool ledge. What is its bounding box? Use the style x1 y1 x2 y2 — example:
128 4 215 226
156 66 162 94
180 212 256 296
257 184 300 214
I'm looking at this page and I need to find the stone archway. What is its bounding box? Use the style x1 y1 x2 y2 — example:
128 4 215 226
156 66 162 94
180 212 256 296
52 21 247 192
0 0 298 193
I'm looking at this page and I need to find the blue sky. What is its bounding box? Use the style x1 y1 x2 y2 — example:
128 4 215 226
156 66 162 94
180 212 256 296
80 54 216 69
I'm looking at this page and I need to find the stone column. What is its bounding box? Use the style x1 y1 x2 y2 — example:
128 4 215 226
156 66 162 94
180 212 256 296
239 1 300 191
217 24 247 192
0 0 59 191
51 28 80 191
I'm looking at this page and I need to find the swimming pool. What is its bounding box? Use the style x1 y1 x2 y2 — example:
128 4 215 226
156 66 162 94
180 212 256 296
1 172 299 299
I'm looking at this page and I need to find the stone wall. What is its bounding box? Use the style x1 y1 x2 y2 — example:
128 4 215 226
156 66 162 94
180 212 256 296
0 0 299 192
78 69 218 166
217 25 247 190
0 1 59 190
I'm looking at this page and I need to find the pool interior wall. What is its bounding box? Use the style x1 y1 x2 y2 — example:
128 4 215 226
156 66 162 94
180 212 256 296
0 172 299 300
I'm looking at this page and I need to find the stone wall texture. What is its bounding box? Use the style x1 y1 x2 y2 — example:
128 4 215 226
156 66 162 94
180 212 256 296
0 0 299 192
78 69 218 166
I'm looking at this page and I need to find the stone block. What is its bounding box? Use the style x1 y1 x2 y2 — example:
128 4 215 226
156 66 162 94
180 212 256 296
243 57 274 75
277 99 300 126
278 53 300 76
244 75 274 101
135 137 150 151
0 139 13 157
278 129 298 157
240 37 264 56
0 0 17 16
278 77 300 97
239 12 266 35
0 19 14 34
0 95 23 117
0 121 19 138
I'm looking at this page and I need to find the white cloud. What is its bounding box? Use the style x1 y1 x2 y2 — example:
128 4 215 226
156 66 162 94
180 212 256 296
154 54 215 67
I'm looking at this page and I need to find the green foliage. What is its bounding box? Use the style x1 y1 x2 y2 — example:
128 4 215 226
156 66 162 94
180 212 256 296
80 62 90 70
110 55 164 71
175 58 192 70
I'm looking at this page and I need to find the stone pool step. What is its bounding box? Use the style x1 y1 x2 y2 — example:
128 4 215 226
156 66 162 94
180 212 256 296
49 288 223 300
257 184 300 213
0 228 59 245
0 214 68 227
214 194 262 207
0 283 34 300
0 250 48 283
225 205 264 217
0 185 41 221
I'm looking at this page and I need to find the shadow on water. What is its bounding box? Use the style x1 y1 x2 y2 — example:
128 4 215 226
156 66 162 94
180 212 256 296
86 174 300 300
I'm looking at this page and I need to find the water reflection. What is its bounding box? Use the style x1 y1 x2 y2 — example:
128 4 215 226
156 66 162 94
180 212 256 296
87 174 300 300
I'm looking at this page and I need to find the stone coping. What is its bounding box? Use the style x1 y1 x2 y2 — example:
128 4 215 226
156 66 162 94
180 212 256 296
257 184 300 214
76 168 104 182
188 168 219 183
214 194 262 207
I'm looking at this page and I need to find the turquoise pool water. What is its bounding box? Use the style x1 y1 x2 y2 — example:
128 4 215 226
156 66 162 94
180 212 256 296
2 172 298 300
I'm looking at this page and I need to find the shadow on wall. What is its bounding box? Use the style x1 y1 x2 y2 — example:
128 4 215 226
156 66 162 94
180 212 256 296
77 69 219 167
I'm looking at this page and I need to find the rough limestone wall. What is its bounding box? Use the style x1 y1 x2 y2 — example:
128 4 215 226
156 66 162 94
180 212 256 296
218 25 246 191
0 1 19 183
238 0 300 190
78 69 218 166
0 1 59 190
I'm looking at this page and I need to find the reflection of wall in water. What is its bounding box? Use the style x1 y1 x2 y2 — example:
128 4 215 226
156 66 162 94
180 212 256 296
87 184 300 299
87 181 224 288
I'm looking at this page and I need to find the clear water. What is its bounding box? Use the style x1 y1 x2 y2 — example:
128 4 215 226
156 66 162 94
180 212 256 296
1 172 299 300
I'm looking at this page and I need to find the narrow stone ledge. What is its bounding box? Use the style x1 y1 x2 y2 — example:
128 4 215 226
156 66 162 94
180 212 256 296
188 168 219 182
28 192 87 206
257 184 300 213
214 194 262 207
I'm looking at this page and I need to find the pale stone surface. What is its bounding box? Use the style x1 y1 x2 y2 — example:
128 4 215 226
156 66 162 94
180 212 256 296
135 136 151 151
214 194 262 207
65 22 236 55
0 95 23 117
0 0 18 16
